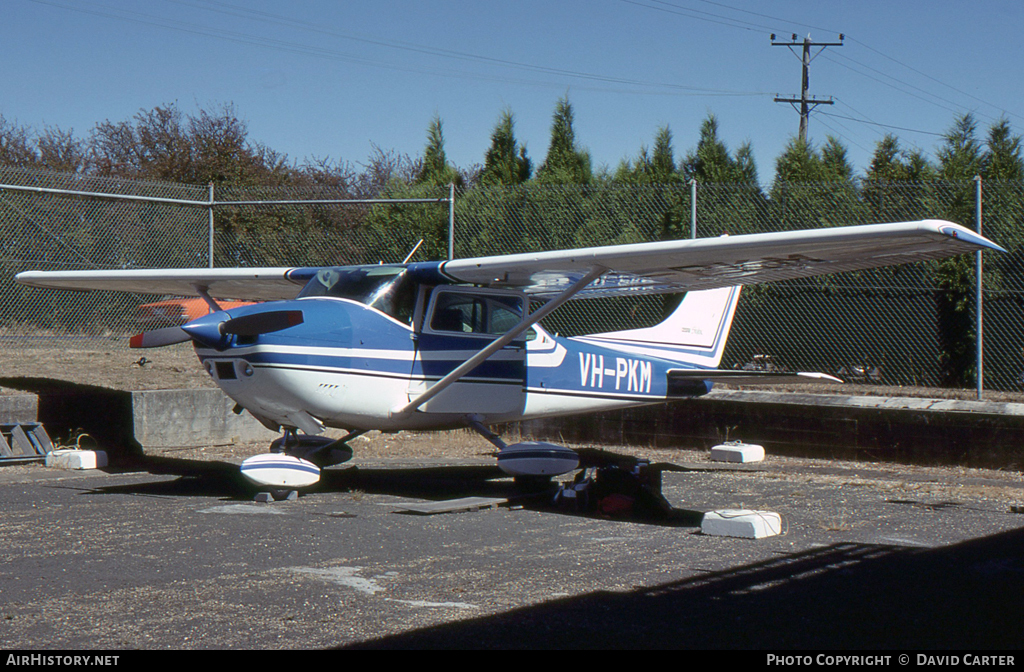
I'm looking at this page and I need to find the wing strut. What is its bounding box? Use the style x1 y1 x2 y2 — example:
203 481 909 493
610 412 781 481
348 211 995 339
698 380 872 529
192 285 222 313
392 266 606 417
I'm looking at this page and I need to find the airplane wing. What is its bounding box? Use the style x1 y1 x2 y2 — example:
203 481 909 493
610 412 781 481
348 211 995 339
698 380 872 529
14 220 1000 301
441 219 1002 298
13 267 316 301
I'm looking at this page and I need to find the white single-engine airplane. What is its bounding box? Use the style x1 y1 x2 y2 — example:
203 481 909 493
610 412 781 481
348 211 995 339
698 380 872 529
15 219 1002 489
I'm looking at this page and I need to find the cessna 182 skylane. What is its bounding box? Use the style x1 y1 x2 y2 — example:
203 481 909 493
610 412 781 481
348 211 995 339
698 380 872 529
16 219 1002 489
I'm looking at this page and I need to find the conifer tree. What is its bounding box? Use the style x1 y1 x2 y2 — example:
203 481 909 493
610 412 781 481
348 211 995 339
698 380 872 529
979 119 1024 256
682 114 757 185
480 109 531 186
938 114 983 181
536 97 591 184
416 115 462 187
773 136 821 183
983 118 1024 181
933 113 984 387
820 136 855 182
649 126 677 182
617 126 679 184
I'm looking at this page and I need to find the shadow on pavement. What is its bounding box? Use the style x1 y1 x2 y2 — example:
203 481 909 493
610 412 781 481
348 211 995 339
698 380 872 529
83 449 707 526
339 528 1024 649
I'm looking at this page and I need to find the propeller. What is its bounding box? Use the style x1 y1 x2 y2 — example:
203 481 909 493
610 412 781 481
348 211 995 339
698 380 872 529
130 326 190 349
130 309 304 349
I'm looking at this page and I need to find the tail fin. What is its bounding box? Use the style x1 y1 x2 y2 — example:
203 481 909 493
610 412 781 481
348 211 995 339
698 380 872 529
577 286 741 367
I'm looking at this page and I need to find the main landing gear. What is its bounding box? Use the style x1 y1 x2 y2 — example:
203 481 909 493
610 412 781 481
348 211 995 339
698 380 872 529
465 418 674 519
464 415 580 488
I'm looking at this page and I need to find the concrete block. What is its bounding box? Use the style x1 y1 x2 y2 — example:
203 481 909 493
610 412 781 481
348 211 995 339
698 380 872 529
46 449 108 470
254 490 298 503
701 509 782 538
710 442 765 463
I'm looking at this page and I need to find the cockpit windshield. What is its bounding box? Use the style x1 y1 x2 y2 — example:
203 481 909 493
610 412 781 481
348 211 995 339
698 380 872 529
297 265 415 324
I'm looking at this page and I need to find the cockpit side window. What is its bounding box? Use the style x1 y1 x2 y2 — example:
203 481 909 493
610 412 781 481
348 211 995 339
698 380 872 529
430 294 487 333
427 289 525 336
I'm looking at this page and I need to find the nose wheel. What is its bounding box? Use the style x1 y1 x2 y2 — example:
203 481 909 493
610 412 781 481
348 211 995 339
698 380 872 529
242 428 365 499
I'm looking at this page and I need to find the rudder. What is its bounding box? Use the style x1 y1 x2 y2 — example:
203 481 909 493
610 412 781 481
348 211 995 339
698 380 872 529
577 286 741 367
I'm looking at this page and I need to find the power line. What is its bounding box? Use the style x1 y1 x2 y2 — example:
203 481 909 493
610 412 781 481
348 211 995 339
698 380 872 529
844 36 1023 125
690 0 837 35
820 110 945 138
822 52 991 123
621 0 772 32
36 0 766 98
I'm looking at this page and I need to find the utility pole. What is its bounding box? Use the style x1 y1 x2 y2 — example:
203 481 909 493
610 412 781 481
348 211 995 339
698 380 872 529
772 33 843 142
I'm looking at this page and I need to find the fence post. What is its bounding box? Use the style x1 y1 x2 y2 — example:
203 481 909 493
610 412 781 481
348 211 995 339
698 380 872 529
689 178 697 239
208 182 215 268
448 183 455 260
975 175 984 400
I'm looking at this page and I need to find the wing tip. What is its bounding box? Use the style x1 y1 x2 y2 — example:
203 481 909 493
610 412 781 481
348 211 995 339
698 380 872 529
936 222 1006 253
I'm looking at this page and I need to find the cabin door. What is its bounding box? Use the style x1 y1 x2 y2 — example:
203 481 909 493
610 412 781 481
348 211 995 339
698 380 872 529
407 287 527 416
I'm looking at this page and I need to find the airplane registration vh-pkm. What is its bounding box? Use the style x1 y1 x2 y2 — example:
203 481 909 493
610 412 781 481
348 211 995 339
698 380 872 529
15 219 1004 490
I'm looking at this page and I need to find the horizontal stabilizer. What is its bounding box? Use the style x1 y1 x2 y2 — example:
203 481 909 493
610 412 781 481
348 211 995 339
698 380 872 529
667 369 842 386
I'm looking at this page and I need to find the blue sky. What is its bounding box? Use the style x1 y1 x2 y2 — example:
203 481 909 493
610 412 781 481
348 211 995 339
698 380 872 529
5 1 1024 185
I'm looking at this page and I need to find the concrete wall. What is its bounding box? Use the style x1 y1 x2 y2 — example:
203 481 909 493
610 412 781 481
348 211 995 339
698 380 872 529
2 384 275 455
131 389 278 448
0 394 37 424
515 390 1024 470
9 382 1024 469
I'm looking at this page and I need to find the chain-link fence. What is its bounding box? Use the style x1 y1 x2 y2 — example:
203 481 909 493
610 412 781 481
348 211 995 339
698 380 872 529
0 167 450 340
0 167 209 339
3 166 1022 393
455 181 1024 392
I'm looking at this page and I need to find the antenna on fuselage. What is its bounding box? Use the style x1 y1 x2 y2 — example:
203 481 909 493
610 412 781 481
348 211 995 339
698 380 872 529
402 239 425 264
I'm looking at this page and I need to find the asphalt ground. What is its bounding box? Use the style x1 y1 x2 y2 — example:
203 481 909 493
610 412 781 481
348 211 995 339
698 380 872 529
1 444 1023 653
